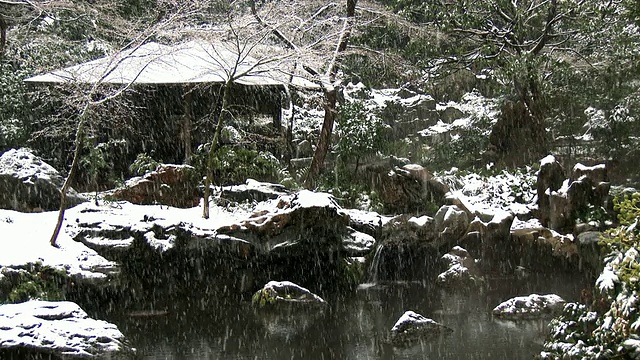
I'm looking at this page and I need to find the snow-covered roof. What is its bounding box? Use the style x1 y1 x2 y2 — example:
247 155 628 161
24 40 315 88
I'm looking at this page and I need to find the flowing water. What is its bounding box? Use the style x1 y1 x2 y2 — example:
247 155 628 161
101 271 589 360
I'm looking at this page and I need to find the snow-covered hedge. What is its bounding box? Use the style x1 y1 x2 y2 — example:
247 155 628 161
541 193 640 358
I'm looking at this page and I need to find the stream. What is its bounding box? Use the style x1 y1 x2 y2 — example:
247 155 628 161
97 271 590 359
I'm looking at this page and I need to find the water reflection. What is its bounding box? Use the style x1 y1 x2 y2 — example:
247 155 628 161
104 272 588 359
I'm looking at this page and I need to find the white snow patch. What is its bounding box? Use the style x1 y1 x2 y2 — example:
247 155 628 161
0 300 127 356
294 190 340 209
493 294 566 319
596 266 619 293
409 215 432 227
540 155 556 166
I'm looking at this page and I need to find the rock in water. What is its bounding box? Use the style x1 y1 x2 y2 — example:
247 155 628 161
492 294 566 320
390 310 453 345
252 280 326 308
0 300 130 358
437 246 483 290
0 148 87 212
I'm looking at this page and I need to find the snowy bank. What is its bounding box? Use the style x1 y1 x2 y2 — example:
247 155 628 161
0 300 130 358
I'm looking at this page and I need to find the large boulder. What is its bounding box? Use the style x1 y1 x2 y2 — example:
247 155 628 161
111 164 200 208
437 246 483 290
492 294 566 320
0 300 130 358
0 148 86 212
389 310 452 346
373 163 450 214
537 155 565 227
371 215 441 281
219 179 289 204
465 210 514 269
510 224 579 270
539 160 611 231
251 280 326 308
217 191 352 255
434 205 470 243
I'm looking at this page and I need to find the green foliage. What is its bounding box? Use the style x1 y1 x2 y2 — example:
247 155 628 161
599 193 640 253
542 303 600 358
129 153 160 177
335 101 388 186
575 205 611 229
425 114 493 170
0 9 108 155
193 145 280 185
616 193 640 226
337 101 386 161
544 195 640 358
1 263 69 304
251 288 276 308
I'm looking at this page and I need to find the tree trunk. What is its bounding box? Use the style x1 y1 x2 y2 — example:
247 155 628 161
202 81 231 219
0 15 7 56
49 110 89 247
304 87 337 188
304 0 357 188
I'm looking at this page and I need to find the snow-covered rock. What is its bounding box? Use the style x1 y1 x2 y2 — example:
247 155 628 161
437 246 482 289
0 148 86 212
389 310 452 345
111 163 200 208
252 280 326 308
434 205 470 242
0 206 117 280
492 294 566 320
295 139 313 158
538 158 611 231
342 227 376 256
217 190 351 254
342 207 391 237
219 178 289 204
373 163 449 214
0 300 130 358
537 154 565 227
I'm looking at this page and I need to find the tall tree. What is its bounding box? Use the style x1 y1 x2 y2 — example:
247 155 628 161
388 0 598 161
200 14 291 219
48 5 198 246
250 0 358 188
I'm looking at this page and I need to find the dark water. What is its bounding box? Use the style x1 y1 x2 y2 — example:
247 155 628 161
107 273 588 360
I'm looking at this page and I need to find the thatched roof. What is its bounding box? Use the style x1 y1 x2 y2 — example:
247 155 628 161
24 40 314 88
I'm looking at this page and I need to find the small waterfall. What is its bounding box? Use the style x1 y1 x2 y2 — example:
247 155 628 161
367 244 385 284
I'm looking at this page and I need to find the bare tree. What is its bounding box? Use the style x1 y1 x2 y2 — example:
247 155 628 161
199 16 293 219
48 6 197 247
250 0 358 188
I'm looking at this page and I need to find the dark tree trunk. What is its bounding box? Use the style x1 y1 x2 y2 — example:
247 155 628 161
202 81 231 219
0 15 7 56
304 0 357 188
50 111 89 247
305 88 337 188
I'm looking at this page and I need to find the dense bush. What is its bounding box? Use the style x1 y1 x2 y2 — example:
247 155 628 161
192 144 281 186
542 193 640 358
0 263 70 304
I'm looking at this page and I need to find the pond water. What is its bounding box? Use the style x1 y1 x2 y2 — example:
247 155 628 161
102 272 589 360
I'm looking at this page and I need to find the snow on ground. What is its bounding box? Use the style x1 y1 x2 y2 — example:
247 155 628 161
0 300 127 357
0 189 389 278
421 90 500 137
439 167 538 218
0 198 256 279
0 208 114 279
